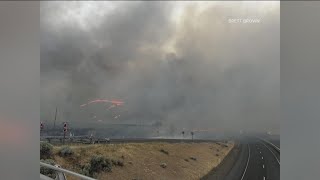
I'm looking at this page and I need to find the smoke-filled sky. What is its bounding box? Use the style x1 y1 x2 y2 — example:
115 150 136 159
40 1 279 133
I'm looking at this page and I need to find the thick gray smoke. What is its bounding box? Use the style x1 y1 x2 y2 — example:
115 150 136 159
41 2 279 134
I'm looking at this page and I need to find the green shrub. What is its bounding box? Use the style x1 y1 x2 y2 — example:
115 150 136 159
40 142 53 159
80 164 91 177
59 146 74 157
79 156 114 177
40 159 56 179
90 155 112 173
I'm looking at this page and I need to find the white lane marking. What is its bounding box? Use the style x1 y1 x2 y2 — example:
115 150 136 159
263 164 264 168
258 137 280 152
240 144 251 180
262 156 264 160
263 176 266 180
260 151 262 154
260 141 280 165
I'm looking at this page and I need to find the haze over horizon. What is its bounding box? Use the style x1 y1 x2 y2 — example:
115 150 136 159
40 1 280 134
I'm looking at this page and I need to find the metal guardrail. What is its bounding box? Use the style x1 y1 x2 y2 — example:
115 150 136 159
40 174 54 180
40 162 96 180
257 137 280 153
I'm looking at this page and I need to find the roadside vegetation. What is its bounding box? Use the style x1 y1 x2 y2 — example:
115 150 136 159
43 141 234 180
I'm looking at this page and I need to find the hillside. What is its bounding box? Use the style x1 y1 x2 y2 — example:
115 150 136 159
52 141 234 180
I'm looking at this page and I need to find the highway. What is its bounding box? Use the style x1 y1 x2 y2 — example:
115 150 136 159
223 137 280 180
241 138 279 180
202 136 280 180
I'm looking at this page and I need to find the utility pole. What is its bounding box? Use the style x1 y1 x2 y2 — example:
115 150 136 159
63 122 67 144
53 107 57 129
40 121 44 137
191 131 194 141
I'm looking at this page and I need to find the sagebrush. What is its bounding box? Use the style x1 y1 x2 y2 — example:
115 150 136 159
40 142 53 159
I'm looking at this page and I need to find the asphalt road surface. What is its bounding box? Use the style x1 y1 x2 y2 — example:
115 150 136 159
223 137 280 180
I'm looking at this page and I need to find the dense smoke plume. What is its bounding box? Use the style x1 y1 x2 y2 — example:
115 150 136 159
41 2 279 134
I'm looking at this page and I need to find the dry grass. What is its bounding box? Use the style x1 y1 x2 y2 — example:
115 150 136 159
52 141 234 180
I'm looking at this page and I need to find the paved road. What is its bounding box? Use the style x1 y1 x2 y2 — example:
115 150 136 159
259 134 280 148
223 137 280 180
268 140 280 148
242 138 279 180
204 136 280 180
223 143 249 180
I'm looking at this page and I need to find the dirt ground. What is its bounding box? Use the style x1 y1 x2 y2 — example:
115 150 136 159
52 141 234 180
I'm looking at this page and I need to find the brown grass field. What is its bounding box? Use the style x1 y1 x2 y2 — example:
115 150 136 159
52 141 234 180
